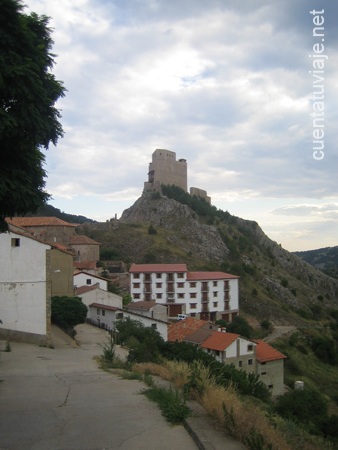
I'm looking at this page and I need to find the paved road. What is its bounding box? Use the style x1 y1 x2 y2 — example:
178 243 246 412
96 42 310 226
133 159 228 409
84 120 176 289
0 324 198 450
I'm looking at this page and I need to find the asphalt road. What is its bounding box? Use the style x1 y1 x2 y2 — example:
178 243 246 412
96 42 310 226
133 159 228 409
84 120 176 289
0 324 198 450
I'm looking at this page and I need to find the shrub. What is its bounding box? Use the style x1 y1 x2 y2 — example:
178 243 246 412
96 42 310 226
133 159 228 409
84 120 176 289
143 386 190 424
226 316 253 339
274 387 328 432
148 224 157 234
99 332 115 367
311 336 338 365
51 296 88 330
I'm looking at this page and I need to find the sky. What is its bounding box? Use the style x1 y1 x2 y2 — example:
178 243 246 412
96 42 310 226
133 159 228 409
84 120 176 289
23 0 338 252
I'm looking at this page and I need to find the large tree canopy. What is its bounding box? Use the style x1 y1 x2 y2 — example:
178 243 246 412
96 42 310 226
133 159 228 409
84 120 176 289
0 0 65 232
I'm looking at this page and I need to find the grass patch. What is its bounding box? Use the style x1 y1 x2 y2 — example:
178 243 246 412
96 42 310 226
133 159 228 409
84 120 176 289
142 385 191 424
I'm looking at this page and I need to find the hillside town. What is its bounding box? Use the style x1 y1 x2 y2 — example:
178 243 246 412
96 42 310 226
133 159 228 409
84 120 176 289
0 150 287 398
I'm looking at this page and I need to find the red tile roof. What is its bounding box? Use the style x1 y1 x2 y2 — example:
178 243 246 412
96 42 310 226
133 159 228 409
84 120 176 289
6 217 77 227
126 301 156 310
89 303 119 312
69 235 100 245
201 331 240 351
130 263 187 273
168 318 210 342
187 271 239 280
75 285 99 295
253 340 287 363
74 261 97 270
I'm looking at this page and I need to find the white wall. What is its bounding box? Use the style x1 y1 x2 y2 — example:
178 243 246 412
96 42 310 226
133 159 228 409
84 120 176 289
89 306 168 341
0 231 49 337
78 288 122 317
74 272 108 291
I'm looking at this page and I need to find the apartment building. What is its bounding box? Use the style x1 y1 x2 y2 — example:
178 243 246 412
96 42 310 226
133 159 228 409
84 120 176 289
129 263 239 322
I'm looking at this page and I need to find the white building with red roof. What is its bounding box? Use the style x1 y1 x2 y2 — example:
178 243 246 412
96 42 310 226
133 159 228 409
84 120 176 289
129 263 239 322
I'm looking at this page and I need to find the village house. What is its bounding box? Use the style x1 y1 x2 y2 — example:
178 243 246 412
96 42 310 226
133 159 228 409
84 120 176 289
6 217 100 264
129 263 239 322
87 303 168 341
125 301 168 321
201 331 256 372
0 224 74 346
75 284 122 318
74 271 108 291
254 339 287 397
168 318 286 396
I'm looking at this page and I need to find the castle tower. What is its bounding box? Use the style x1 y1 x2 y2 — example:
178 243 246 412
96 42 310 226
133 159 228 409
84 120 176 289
144 149 187 192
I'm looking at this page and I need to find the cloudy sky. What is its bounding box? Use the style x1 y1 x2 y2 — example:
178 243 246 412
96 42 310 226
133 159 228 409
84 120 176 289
24 0 338 252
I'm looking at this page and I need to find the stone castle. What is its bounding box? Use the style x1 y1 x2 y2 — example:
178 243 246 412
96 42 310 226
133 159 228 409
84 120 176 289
143 149 211 203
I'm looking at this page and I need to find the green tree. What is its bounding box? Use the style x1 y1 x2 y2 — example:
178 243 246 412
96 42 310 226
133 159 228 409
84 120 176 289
0 0 65 232
51 296 88 330
226 316 253 339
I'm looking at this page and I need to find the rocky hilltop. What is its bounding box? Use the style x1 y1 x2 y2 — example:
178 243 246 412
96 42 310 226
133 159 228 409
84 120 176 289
79 190 338 325
121 195 229 263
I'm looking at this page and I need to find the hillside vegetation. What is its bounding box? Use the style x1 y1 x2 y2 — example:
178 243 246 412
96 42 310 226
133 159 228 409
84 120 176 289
294 246 338 279
78 186 338 327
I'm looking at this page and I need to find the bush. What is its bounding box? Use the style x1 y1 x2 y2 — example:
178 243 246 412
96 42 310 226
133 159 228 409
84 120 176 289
226 316 253 339
311 336 338 365
51 296 88 330
143 386 190 424
274 387 328 432
148 224 157 234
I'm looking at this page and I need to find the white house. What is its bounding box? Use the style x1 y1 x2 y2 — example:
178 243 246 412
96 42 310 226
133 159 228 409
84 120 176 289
129 263 239 322
75 284 122 318
74 271 108 291
201 331 256 371
87 303 168 341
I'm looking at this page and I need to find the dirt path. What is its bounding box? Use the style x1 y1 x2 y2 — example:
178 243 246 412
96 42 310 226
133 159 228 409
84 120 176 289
263 325 297 343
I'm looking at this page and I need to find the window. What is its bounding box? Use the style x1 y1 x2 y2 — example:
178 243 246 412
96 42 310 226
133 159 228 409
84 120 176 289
177 273 184 278
213 291 218 297
191 313 196 317
247 344 253 352
156 293 162 299
11 238 20 247
156 283 162 288
213 302 218 307
151 324 157 329
213 281 218 287
156 273 162 278
190 282 196 288
116 313 124 319
134 273 140 279
261 372 267 376
238 361 242 368
190 303 197 309
145 274 151 281
248 359 253 366
177 282 184 288
134 294 140 299
190 293 197 299
102 310 105 316
86 279 92 285
97 309 100 315
178 293 184 299
133 283 140 288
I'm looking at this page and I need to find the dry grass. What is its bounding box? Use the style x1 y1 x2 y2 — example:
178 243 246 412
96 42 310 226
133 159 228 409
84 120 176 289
199 382 291 449
132 360 328 450
132 362 172 381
